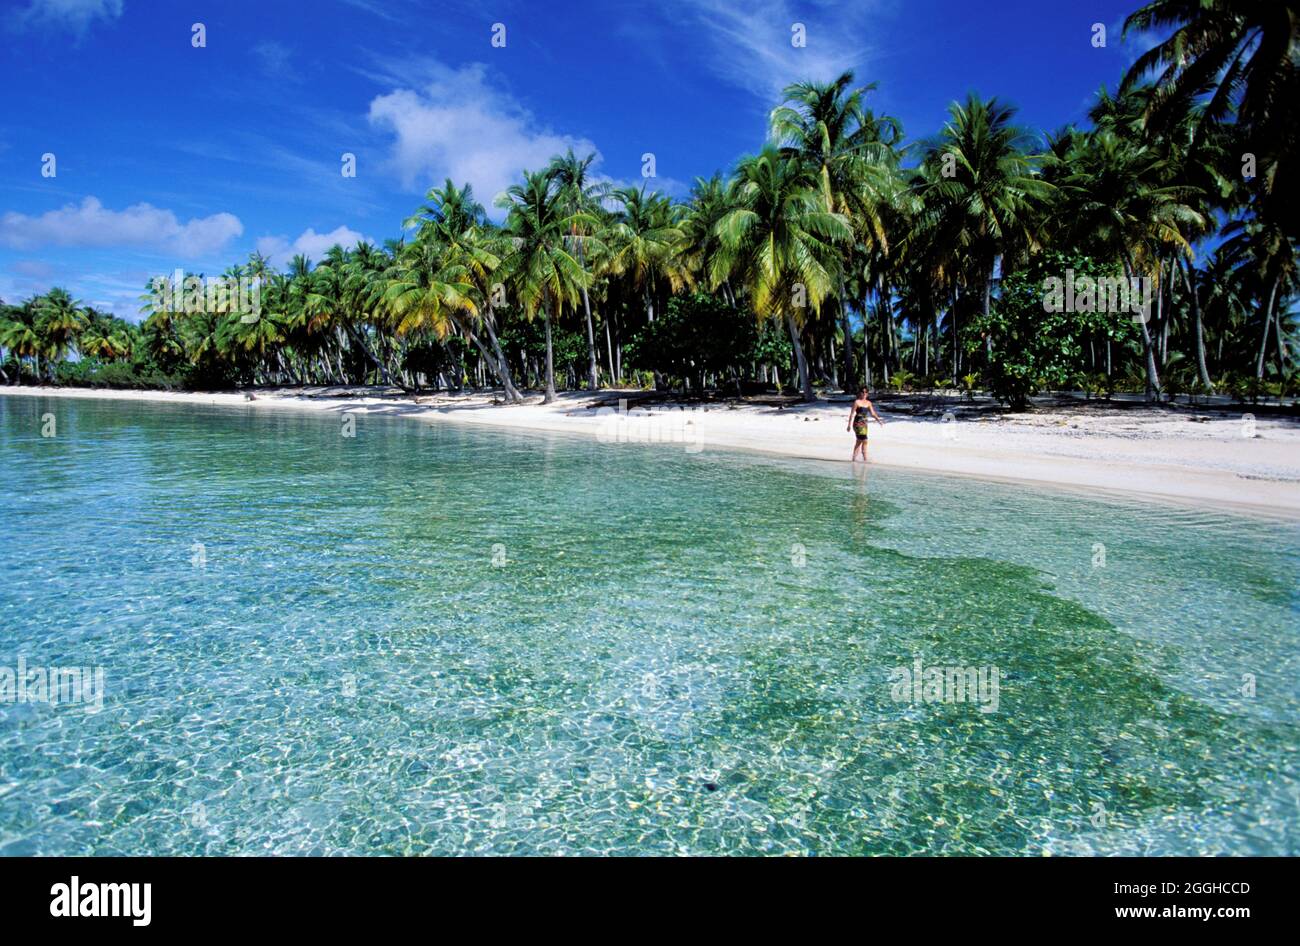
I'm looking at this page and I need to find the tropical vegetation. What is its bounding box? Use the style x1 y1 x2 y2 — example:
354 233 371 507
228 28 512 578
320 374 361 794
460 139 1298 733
3 1 1295 407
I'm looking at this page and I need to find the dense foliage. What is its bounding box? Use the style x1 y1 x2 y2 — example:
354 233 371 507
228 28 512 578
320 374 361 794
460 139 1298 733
625 292 786 394
973 252 1142 409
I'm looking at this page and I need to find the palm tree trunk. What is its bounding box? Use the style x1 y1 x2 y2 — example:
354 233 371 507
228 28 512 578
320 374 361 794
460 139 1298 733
580 284 599 389
1139 315 1161 400
1256 274 1280 380
983 264 994 361
575 240 599 390
878 279 892 383
786 313 815 402
839 291 857 393
480 309 523 403
1274 283 1289 375
1158 260 1169 367
1182 260 1213 394
862 298 872 388
331 326 350 384
1126 258 1161 398
1275 303 1289 375
344 323 399 389
542 310 557 404
954 283 964 379
951 285 960 385
612 308 622 380
394 337 410 389
473 330 521 402
643 290 665 390
604 320 616 384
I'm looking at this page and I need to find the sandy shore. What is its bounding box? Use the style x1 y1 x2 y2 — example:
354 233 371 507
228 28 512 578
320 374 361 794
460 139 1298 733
5 384 1299 520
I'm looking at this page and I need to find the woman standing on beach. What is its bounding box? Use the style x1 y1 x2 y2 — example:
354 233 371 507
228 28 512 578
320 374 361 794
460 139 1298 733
847 387 885 462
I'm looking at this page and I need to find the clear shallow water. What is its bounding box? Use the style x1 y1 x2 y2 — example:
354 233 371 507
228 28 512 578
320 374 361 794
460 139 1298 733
0 395 1296 856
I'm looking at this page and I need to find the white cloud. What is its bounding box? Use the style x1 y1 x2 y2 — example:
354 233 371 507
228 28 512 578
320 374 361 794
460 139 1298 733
664 0 883 102
367 61 600 206
255 225 369 268
11 0 123 34
0 197 243 258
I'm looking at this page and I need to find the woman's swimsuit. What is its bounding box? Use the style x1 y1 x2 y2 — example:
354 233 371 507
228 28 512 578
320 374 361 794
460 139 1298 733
852 404 870 442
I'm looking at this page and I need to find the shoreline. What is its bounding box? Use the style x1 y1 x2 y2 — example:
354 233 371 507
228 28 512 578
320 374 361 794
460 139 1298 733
4 384 1300 522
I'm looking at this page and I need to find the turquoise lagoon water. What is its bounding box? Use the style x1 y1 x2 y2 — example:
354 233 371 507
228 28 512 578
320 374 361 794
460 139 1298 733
0 395 1296 856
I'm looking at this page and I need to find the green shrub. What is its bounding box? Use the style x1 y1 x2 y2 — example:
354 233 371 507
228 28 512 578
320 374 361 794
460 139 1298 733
969 250 1140 410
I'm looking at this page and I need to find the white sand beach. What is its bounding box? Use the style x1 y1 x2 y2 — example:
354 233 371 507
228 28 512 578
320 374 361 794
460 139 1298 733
5 385 1299 520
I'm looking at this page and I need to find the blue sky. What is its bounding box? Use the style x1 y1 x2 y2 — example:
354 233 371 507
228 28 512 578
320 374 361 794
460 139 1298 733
0 0 1156 319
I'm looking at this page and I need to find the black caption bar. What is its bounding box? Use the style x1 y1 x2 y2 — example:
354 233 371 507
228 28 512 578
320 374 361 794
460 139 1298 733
0 856 1283 935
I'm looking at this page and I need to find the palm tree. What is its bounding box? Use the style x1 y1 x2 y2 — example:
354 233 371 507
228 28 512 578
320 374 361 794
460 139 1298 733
496 170 591 403
605 186 686 326
1056 129 1206 396
404 179 523 402
256 255 316 384
547 149 608 390
344 240 406 385
715 145 853 401
1069 85 1230 393
223 306 284 366
1220 213 1297 379
771 71 904 390
302 244 400 387
300 251 352 384
1123 1 1298 226
770 72 903 250
139 278 186 374
36 288 88 375
178 309 225 373
1126 0 1297 122
79 310 133 362
1165 107 1234 394
0 302 42 382
382 237 476 388
678 174 736 300
914 95 1053 341
1123 7 1294 157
